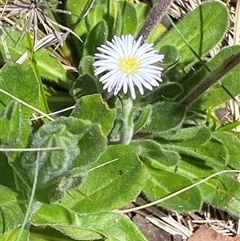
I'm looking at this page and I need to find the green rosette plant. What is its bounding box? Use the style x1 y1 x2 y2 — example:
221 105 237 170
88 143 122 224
0 0 240 240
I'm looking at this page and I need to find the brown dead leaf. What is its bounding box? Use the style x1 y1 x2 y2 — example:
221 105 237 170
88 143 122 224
188 225 240 241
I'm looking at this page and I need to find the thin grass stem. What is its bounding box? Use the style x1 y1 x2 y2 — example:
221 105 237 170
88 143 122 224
115 169 240 214
15 145 41 241
25 29 50 121
0 88 54 121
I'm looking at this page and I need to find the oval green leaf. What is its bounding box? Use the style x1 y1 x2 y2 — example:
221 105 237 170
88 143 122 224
144 166 202 212
155 1 229 75
143 102 186 133
61 145 146 213
31 204 148 241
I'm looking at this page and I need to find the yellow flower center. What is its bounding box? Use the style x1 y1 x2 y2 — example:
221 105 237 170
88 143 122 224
119 58 140 75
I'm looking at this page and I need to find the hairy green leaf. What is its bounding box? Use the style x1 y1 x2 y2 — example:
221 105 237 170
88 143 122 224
132 139 180 167
156 1 229 78
158 132 240 216
139 82 184 104
144 166 202 212
83 20 108 56
119 1 138 35
0 63 39 115
0 228 29 241
143 102 186 133
61 145 146 213
0 186 27 234
20 116 107 201
32 204 148 241
71 74 98 100
213 131 240 170
21 118 80 190
161 126 212 146
71 94 116 136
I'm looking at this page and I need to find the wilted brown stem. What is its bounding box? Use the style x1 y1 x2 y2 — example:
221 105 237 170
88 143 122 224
181 52 240 107
137 0 174 43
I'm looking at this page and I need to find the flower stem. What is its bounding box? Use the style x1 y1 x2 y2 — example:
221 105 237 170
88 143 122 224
25 31 50 121
120 97 134 145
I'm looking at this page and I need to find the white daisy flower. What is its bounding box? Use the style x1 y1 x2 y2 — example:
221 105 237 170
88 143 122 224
93 34 164 99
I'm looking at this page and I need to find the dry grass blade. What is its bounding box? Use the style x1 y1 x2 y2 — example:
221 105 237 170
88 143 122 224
0 0 80 46
30 105 75 121
135 197 192 239
16 31 69 63
0 87 54 121
0 147 63 152
0 20 11 60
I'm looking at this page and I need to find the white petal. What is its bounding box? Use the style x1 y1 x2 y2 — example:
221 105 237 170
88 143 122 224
128 78 136 99
132 75 144 95
100 70 120 83
133 73 153 90
123 74 129 94
114 75 125 95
